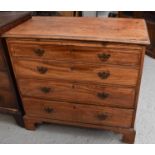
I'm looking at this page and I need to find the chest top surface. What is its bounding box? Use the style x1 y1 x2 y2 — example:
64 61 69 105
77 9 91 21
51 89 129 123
3 16 150 45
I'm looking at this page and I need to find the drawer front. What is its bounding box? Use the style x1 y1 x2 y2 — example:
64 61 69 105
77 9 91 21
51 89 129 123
0 71 12 90
0 89 17 109
19 79 135 108
23 98 134 128
14 59 139 86
10 43 141 66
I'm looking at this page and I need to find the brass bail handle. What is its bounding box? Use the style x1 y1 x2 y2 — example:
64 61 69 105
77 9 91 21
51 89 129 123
97 113 108 120
34 48 45 56
40 87 51 93
97 92 109 99
37 66 48 74
44 107 53 113
98 71 110 79
98 53 111 61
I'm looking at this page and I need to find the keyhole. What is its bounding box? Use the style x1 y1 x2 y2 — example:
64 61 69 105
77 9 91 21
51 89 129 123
72 84 75 89
70 66 75 71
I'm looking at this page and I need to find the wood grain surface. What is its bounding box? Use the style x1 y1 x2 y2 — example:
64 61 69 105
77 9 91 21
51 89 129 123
19 79 135 108
10 42 141 66
3 17 150 45
23 97 134 128
13 59 139 86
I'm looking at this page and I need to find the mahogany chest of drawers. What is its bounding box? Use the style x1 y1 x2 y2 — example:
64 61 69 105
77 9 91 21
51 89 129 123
3 17 150 143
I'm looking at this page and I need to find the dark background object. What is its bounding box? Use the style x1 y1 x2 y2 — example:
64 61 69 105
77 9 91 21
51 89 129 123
0 11 32 126
32 11 82 17
118 11 155 58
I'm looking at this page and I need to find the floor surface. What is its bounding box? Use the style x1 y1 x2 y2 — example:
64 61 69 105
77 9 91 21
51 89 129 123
0 55 155 144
